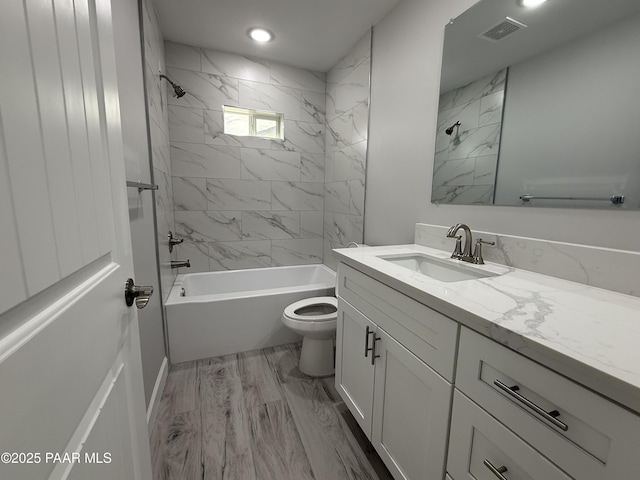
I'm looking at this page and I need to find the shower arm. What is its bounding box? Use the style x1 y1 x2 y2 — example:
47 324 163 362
159 73 177 88
159 73 186 98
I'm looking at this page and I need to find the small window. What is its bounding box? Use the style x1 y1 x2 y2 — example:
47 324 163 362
223 106 284 139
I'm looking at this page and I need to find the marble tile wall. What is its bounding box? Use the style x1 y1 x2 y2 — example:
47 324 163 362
141 0 175 302
164 41 327 271
415 223 640 297
323 30 371 270
432 70 506 205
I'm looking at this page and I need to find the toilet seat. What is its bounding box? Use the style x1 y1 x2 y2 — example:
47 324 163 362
283 296 337 322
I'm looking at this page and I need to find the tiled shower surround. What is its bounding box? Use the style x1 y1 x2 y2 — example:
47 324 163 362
141 0 175 301
166 31 371 272
323 31 371 270
432 69 506 205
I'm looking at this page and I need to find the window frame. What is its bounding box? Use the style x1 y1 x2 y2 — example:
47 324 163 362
222 105 284 140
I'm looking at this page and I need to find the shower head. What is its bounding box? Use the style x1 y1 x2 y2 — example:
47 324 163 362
445 121 461 136
159 73 186 98
173 84 186 98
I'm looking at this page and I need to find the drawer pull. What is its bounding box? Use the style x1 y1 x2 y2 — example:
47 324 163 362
494 379 569 431
483 459 508 480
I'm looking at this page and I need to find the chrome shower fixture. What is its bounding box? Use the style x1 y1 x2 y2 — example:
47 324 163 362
159 73 186 98
445 121 461 136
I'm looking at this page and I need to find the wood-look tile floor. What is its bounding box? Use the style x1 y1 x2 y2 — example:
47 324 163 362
150 342 394 480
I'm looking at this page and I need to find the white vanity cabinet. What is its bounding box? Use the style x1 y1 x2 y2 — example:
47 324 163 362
335 263 457 480
448 327 640 480
335 259 640 480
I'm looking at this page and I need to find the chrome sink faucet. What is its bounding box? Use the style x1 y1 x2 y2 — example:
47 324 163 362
446 223 474 263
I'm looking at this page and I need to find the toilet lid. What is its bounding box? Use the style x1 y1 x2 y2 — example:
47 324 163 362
284 296 337 322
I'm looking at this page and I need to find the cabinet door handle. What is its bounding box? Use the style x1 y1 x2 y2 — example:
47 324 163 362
483 459 508 480
364 326 380 364
370 334 381 365
494 379 569 431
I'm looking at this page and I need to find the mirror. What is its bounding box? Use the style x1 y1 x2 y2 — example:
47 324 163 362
432 0 640 209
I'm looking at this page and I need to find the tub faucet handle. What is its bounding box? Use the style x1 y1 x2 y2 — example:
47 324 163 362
168 231 184 253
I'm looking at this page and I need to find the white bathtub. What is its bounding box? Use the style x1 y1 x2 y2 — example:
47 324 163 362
165 264 336 363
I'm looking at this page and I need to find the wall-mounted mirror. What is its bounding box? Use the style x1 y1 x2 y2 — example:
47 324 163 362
432 0 640 209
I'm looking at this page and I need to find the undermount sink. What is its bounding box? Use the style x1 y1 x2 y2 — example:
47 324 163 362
378 253 498 283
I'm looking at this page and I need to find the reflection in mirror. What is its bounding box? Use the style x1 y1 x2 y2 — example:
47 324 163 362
432 0 640 209
433 70 506 204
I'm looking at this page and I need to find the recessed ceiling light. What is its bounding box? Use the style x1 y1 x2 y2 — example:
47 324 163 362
520 0 547 7
248 28 273 43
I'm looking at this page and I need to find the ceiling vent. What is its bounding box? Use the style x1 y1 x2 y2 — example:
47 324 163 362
480 17 527 42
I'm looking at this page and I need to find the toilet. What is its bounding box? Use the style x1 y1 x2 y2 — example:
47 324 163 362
281 296 338 377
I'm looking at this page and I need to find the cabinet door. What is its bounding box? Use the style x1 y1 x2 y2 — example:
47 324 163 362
335 299 376 438
372 329 453 480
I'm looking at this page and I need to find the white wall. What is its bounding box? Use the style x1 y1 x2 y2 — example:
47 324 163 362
366 0 640 252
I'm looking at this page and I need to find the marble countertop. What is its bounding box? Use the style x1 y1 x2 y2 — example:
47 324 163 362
333 244 640 415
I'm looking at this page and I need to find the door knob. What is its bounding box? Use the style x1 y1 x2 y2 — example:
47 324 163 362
124 278 154 309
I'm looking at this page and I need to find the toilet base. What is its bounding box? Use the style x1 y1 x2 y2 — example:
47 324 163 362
299 336 335 377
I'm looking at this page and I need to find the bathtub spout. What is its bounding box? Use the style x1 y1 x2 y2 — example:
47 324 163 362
171 260 190 269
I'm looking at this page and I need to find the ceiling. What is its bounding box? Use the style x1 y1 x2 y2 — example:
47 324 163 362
153 0 401 72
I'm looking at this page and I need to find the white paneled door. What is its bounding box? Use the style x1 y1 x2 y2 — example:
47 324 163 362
0 0 152 479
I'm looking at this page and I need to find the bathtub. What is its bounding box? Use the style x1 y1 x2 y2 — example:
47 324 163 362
165 264 336 363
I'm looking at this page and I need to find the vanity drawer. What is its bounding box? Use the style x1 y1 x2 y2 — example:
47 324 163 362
448 390 573 480
337 263 458 381
456 327 640 479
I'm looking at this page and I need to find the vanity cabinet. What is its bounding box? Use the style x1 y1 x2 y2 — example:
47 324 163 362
335 263 457 480
450 327 640 480
335 260 640 480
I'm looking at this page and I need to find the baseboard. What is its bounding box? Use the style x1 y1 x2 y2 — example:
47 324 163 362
146 356 169 434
